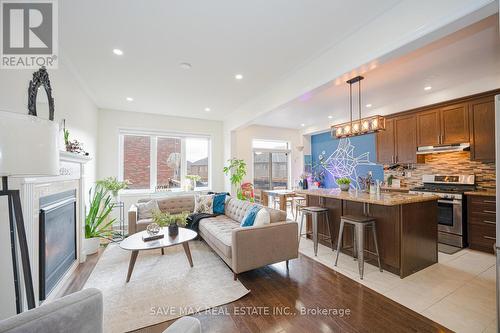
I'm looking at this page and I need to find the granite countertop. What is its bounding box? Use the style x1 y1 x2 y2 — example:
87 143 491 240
380 186 410 193
464 190 496 197
296 188 439 206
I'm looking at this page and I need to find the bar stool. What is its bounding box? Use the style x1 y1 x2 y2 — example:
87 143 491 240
293 196 306 221
299 207 334 256
334 215 382 279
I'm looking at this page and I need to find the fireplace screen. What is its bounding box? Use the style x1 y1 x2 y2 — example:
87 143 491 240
39 190 77 301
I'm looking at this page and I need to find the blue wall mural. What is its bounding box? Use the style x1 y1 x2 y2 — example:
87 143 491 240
311 132 383 189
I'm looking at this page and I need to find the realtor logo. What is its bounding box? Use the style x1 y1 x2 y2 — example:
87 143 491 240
1 0 58 69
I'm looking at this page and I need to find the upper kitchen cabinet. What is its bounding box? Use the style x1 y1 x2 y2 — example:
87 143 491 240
377 115 419 164
416 109 440 146
469 97 495 161
394 115 418 163
440 103 469 145
376 118 395 164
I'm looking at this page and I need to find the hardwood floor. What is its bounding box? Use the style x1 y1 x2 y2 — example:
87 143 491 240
61 245 451 333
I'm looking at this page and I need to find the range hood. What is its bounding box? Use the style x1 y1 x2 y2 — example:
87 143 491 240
417 143 470 155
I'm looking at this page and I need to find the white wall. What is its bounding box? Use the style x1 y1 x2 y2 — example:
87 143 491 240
0 63 99 193
232 125 303 190
97 108 225 192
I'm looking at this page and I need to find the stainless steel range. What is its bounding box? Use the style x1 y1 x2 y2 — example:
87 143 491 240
409 174 475 248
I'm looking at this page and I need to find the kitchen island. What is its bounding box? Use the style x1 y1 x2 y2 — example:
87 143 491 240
296 188 439 278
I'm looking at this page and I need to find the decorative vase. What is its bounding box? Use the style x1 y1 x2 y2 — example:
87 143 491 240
168 224 179 236
302 178 308 190
339 184 350 191
83 237 100 255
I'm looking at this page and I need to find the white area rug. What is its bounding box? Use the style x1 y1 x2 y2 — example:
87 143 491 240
84 241 249 333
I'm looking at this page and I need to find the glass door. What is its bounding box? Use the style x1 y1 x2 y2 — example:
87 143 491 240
253 151 289 190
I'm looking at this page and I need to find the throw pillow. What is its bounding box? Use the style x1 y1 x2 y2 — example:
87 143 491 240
253 208 271 226
136 200 159 220
194 194 214 214
213 193 226 214
240 205 261 227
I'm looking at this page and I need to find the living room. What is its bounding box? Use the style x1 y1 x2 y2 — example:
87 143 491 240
0 1 499 333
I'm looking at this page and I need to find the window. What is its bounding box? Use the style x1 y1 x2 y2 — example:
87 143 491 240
252 139 290 190
120 131 211 192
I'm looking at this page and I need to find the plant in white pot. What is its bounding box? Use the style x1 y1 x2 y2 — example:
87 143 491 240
84 185 116 255
336 177 351 191
95 176 130 201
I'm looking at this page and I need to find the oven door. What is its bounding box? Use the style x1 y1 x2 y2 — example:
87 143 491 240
437 199 462 235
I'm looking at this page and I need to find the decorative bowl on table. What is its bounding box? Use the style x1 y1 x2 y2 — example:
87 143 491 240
146 223 160 236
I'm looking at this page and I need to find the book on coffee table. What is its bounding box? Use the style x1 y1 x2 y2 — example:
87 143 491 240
142 233 165 242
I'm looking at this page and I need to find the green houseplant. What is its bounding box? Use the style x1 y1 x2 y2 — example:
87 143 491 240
96 177 130 199
84 185 116 254
153 210 188 236
336 177 351 191
223 158 247 200
185 174 201 191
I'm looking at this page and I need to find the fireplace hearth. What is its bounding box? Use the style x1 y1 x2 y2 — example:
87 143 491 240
39 190 77 301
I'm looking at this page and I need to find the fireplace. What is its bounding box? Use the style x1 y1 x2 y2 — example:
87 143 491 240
39 190 77 301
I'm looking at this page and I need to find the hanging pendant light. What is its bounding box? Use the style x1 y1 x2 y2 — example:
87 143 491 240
331 76 386 138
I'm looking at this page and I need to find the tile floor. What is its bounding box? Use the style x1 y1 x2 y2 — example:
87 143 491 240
298 236 496 333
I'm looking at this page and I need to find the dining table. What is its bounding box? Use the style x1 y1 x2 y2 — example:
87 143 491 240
261 189 298 211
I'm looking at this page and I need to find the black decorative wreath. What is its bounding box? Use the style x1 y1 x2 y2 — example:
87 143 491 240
28 67 55 121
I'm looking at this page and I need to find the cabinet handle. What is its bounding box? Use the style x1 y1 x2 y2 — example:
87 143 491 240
483 210 496 214
483 236 496 240
483 220 496 225
484 200 496 204
437 135 440 144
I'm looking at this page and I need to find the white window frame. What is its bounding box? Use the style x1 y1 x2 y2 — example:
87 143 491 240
118 129 212 194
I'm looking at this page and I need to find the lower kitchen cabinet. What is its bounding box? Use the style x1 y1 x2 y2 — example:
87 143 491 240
467 194 496 254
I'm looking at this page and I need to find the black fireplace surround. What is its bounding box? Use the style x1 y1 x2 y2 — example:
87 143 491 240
39 190 77 301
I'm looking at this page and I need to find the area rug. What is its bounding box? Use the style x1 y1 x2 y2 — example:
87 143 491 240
84 240 250 333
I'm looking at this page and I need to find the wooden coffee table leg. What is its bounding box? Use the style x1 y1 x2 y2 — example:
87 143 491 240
126 250 139 283
182 242 193 267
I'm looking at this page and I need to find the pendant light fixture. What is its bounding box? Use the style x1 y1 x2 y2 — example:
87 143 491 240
331 76 386 138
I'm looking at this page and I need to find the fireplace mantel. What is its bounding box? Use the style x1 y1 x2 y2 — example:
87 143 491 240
8 151 92 307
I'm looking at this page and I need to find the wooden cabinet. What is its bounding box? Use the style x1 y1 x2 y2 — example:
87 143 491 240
394 115 418 163
376 115 418 164
376 118 394 164
467 195 496 254
469 97 495 161
440 103 469 144
417 109 440 146
416 104 469 146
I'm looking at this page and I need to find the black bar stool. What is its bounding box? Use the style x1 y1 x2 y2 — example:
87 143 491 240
299 207 334 256
334 214 382 279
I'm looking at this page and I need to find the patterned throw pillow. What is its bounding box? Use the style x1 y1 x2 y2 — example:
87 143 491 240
194 194 214 214
136 200 159 220
253 208 271 226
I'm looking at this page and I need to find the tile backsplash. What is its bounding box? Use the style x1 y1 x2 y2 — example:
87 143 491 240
384 151 495 190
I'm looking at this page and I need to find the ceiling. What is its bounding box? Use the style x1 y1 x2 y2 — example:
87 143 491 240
251 14 500 132
59 0 403 120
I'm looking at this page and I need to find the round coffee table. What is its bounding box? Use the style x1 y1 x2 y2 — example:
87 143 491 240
120 227 197 282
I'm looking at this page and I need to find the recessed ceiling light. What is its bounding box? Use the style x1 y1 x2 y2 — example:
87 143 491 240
113 49 123 56
300 123 305 127
126 97 134 102
365 104 372 108
424 86 432 91
234 74 243 80
328 115 333 119
204 107 211 112
180 62 192 70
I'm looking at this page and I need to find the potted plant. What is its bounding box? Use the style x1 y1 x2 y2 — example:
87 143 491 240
153 210 188 236
336 177 351 191
96 177 130 200
84 185 116 255
223 158 248 200
185 174 201 191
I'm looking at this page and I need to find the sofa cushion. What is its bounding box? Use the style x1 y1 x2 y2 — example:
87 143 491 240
212 193 226 214
199 216 239 258
262 206 287 223
254 208 270 226
224 198 254 223
156 195 195 214
240 205 261 227
194 194 214 214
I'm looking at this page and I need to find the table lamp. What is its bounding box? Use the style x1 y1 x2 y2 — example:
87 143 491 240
0 110 59 313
